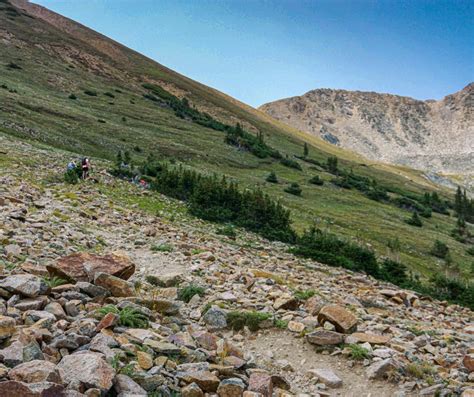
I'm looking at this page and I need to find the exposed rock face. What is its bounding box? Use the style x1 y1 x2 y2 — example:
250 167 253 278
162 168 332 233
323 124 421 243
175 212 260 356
260 84 474 177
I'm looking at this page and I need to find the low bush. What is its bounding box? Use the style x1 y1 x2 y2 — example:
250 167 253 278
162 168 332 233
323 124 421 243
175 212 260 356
68 93 77 100
64 169 79 185
406 212 422 227
293 289 316 300
216 224 237 238
84 90 98 96
227 311 271 332
309 175 324 186
266 171 278 183
347 344 371 360
177 284 206 303
42 276 67 288
284 183 302 196
430 240 449 259
150 243 174 252
98 305 149 328
280 157 302 170
290 228 380 277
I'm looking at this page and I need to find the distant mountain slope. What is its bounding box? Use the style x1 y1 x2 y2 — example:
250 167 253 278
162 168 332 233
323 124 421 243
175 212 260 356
260 84 474 176
2 0 473 277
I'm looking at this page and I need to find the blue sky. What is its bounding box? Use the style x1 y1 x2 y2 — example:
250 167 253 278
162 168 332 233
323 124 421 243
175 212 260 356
35 0 473 107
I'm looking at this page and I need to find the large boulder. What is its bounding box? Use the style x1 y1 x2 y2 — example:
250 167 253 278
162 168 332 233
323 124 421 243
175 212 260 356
317 305 357 334
47 252 135 283
56 352 115 392
8 360 62 383
93 272 134 297
0 275 50 298
306 330 344 346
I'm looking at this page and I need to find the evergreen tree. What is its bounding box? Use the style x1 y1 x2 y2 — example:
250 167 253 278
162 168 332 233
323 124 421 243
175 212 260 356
431 240 449 259
284 183 302 196
266 171 278 183
326 156 338 174
303 142 309 157
406 211 422 227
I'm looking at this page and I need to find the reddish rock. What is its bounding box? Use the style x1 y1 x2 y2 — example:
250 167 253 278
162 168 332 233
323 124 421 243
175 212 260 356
248 372 272 397
0 380 65 396
463 355 474 373
306 330 344 345
8 360 62 383
318 305 357 334
96 312 119 331
178 371 220 392
93 272 134 297
47 252 135 283
304 296 326 315
194 332 218 351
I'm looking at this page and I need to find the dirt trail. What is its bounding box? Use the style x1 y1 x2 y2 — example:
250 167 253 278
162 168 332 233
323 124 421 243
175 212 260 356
246 330 401 396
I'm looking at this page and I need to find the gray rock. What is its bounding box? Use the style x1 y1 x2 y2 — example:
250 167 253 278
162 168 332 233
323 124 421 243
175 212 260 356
307 368 343 388
0 275 50 298
306 329 344 346
57 352 116 392
113 374 147 396
202 306 227 329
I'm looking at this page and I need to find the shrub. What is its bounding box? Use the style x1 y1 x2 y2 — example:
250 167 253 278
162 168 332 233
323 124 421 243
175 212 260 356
104 92 115 98
430 240 449 259
266 171 278 183
225 124 281 159
405 362 435 379
406 211 422 227
68 93 77 100
380 259 408 286
227 311 271 332
467 246 474 256
150 243 174 252
326 156 338 174
177 284 206 303
6 62 22 70
64 169 79 185
98 305 149 328
347 344 371 360
216 224 237 238
84 90 98 96
309 175 324 186
280 157 302 170
42 276 67 288
293 289 316 300
284 183 302 196
274 319 289 329
291 228 380 277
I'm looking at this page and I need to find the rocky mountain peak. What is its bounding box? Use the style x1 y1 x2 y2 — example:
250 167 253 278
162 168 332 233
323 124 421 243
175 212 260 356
260 84 474 177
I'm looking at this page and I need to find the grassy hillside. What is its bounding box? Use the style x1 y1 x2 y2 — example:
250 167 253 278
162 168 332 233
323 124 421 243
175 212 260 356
0 0 472 281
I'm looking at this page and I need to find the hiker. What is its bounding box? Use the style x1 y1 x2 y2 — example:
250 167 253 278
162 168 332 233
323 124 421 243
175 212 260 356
81 157 91 179
67 160 76 171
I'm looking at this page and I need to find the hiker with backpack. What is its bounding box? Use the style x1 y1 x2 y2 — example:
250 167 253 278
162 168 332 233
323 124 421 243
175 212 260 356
81 157 91 179
67 160 76 171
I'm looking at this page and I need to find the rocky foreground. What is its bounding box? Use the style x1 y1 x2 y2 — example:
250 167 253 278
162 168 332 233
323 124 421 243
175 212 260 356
0 135 473 396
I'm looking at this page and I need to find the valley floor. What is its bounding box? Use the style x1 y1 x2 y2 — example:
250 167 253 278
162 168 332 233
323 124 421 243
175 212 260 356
0 134 473 396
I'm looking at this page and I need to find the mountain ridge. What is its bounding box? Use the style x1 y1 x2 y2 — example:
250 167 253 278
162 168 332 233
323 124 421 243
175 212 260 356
260 83 473 178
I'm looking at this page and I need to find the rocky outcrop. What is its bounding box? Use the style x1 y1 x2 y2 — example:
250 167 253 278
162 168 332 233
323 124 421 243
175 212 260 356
260 84 474 176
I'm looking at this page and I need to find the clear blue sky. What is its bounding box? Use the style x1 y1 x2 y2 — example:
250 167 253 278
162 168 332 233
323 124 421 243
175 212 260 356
35 0 473 107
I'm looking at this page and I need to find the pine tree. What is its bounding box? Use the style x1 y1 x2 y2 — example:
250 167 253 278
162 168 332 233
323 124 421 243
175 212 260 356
266 171 278 183
406 211 422 227
303 142 309 157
